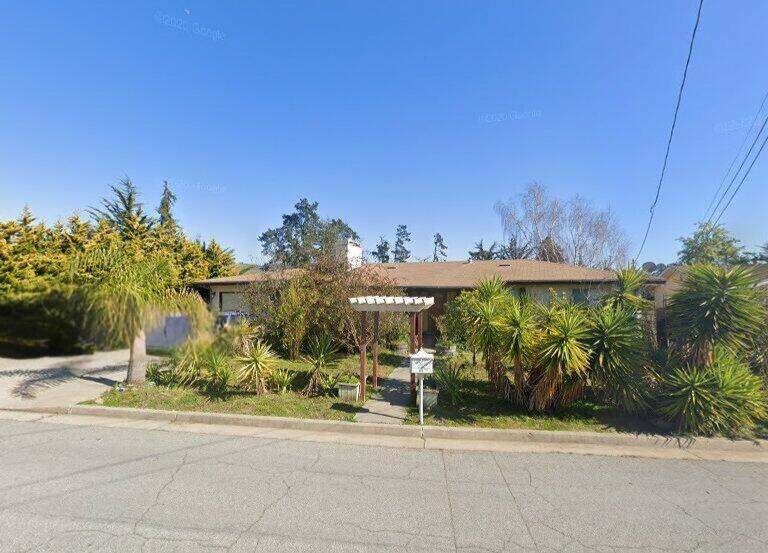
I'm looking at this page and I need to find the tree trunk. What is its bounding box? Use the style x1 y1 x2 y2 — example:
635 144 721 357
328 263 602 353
125 330 148 384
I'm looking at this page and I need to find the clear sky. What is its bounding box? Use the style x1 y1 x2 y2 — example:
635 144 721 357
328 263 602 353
1 1 767 264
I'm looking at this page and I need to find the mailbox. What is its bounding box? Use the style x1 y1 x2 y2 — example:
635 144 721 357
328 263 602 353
409 349 434 375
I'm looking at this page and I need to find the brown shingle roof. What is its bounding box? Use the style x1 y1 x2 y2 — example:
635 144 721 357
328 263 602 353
195 260 664 288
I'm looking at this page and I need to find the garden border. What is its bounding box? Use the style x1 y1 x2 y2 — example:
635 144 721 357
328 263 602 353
6 404 767 456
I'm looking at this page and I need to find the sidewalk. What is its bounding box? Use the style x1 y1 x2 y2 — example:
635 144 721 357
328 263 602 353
353 366 411 424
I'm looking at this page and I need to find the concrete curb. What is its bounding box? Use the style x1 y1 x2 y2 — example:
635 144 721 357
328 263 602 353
4 404 766 456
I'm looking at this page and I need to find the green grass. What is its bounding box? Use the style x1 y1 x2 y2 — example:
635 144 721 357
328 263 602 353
87 350 406 421
404 361 657 433
94 386 364 421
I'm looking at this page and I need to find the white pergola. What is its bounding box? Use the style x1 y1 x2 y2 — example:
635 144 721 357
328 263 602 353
348 296 434 399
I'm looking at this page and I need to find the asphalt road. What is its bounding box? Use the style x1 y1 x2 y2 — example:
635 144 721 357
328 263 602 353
1 419 766 553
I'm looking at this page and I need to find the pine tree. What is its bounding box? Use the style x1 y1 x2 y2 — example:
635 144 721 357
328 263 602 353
372 236 390 263
432 233 447 262
157 181 178 231
393 225 411 263
204 239 236 278
469 239 498 260
90 178 154 242
537 235 565 263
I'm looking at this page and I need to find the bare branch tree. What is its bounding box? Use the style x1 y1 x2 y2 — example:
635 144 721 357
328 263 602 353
495 183 628 268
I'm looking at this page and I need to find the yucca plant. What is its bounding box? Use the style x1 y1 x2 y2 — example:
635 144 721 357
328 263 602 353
530 306 590 410
500 297 539 403
200 349 235 398
657 350 767 435
235 339 277 394
301 333 340 396
217 320 261 353
269 368 296 394
433 357 467 405
587 306 649 413
603 266 652 313
319 372 342 396
667 265 764 367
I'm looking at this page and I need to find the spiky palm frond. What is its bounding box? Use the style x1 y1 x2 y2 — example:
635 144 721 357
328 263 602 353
500 297 539 401
531 307 590 410
603 266 652 312
587 306 649 413
667 265 764 366
235 339 277 394
301 333 340 396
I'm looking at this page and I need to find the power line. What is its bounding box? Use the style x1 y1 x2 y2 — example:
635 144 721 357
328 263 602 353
713 128 768 225
634 0 704 262
703 90 768 221
706 110 768 225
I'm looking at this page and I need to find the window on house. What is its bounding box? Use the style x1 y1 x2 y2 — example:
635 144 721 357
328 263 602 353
571 288 590 304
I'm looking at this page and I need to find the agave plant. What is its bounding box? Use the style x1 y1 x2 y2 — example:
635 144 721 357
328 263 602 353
587 306 649 414
500 297 539 403
235 339 277 394
657 350 767 435
667 265 764 367
301 333 340 396
530 306 590 410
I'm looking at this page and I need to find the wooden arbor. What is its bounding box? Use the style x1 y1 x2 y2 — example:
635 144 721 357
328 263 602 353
348 296 435 400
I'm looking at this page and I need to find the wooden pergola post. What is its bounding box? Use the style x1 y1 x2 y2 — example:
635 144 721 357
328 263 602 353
359 311 367 400
418 311 424 350
410 312 417 391
372 312 380 389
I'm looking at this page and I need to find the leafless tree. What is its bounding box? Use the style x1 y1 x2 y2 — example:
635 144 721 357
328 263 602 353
494 183 628 268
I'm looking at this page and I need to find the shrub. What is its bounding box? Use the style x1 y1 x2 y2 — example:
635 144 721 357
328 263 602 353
657 351 767 435
200 349 236 398
235 340 277 394
301 334 340 396
667 265 764 367
268 368 296 394
318 372 341 396
433 357 466 405
146 362 177 386
587 306 649 414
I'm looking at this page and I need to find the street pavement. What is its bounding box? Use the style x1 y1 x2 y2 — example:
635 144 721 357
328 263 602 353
0 418 766 553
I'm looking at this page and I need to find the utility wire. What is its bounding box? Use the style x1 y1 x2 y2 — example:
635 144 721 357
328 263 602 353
713 127 768 225
706 110 768 224
634 0 704 262
703 89 768 221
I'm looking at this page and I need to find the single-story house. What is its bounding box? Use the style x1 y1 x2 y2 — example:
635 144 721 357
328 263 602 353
195 257 665 336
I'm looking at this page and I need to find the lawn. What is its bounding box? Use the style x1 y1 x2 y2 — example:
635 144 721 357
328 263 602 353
89 350 407 422
403 361 658 434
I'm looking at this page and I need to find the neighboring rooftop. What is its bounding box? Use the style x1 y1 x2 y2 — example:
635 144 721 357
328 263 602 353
196 259 664 288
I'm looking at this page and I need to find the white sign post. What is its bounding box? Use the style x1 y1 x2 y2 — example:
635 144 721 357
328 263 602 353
409 349 434 425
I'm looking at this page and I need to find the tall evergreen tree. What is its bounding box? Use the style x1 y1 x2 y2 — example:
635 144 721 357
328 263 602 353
537 235 566 263
204 239 237 278
157 181 178 231
432 233 447 262
372 236 390 263
90 178 154 242
393 224 411 263
498 236 532 260
469 239 498 260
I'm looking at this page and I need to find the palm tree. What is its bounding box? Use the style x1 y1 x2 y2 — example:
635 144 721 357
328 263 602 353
667 265 764 367
71 247 210 384
500 297 539 402
530 306 590 410
465 278 510 397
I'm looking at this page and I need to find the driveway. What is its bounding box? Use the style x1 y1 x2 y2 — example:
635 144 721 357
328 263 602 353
1 417 766 552
0 350 131 409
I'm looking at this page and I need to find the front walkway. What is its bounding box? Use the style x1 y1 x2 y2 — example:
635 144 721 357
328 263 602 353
0 350 131 409
353 365 411 424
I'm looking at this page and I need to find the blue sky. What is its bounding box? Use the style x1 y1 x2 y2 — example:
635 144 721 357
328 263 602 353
1 1 767 264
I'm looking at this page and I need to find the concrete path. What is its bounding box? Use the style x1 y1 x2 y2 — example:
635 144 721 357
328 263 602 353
1 416 767 553
0 350 132 409
353 365 411 424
